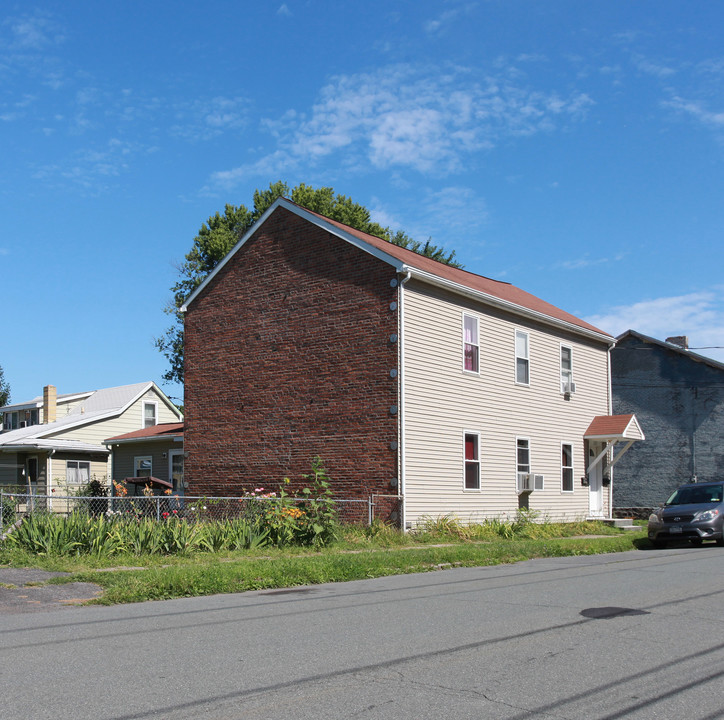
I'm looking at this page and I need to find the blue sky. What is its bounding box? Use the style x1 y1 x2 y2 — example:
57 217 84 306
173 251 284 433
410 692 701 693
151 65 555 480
2 1 723 405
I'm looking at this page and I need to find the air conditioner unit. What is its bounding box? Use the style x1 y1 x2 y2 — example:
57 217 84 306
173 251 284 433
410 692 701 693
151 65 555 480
533 474 544 491
563 379 577 395
517 472 533 494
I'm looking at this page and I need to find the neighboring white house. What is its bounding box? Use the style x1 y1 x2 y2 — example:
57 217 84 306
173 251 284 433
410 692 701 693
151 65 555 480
0 382 183 494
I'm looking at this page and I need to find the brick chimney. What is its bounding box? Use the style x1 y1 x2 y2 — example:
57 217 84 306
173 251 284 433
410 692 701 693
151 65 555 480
666 335 689 349
43 385 57 424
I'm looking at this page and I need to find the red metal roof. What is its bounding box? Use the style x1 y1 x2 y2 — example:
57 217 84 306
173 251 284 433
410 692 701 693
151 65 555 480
106 422 184 442
300 204 611 338
584 414 643 440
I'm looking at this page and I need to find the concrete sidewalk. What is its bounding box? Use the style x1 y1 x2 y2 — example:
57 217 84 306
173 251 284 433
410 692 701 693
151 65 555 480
0 568 102 614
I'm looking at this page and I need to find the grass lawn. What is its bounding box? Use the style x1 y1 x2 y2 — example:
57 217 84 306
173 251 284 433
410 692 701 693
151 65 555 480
0 520 647 605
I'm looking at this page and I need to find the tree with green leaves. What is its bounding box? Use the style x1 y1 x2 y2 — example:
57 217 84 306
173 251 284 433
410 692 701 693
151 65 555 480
156 181 462 384
0 364 10 407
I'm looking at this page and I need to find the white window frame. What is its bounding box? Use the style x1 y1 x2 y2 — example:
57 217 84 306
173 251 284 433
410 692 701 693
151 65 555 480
463 431 481 491
66 460 91 485
516 437 531 488
560 344 573 393
515 330 530 386
142 400 158 428
134 456 153 478
462 313 480 374
561 442 574 493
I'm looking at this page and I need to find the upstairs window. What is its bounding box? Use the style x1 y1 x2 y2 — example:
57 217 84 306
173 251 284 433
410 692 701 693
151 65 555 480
562 443 574 492
464 432 481 490
561 346 574 393
463 314 479 373
143 401 158 428
515 330 530 385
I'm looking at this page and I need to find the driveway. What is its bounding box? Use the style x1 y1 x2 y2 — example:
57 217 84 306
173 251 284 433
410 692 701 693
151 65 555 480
0 568 102 613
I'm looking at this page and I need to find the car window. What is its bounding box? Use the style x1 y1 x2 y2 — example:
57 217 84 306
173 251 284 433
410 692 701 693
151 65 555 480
667 485 724 505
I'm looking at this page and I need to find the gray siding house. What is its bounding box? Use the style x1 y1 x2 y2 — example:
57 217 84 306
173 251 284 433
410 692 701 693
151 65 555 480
611 330 724 515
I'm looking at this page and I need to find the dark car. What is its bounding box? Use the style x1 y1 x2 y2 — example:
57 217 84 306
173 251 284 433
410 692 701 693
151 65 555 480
648 481 724 548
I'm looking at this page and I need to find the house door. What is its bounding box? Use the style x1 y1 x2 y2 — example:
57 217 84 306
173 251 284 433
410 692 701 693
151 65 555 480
588 442 604 518
169 450 184 496
25 456 39 493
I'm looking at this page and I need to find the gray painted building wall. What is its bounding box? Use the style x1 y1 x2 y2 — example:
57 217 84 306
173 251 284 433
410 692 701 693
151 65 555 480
611 331 724 511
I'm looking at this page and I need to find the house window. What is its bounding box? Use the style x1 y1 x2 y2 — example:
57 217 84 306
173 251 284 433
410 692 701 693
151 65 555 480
515 330 530 385
562 443 574 493
561 345 573 393
143 401 158 428
134 456 152 478
463 314 479 373
516 437 530 482
464 432 481 490
66 460 90 485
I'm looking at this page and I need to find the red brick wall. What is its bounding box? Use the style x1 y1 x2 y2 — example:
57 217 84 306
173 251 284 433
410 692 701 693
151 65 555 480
184 207 400 518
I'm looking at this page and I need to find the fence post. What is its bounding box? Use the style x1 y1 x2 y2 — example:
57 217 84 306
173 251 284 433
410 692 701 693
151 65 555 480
156 496 160 521
368 495 373 526
0 490 3 531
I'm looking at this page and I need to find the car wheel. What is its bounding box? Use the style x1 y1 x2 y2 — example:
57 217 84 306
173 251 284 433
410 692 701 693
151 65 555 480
652 539 667 549
715 538 724 547
690 538 703 547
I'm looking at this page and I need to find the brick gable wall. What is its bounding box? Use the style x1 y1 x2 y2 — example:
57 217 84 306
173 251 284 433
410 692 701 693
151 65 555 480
184 207 400 519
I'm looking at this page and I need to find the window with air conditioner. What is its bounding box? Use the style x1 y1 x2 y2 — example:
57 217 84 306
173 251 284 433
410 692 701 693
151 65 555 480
516 437 531 492
561 345 575 394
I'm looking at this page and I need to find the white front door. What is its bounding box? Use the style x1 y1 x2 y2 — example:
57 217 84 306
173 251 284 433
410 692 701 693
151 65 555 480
169 450 184 496
588 442 604 518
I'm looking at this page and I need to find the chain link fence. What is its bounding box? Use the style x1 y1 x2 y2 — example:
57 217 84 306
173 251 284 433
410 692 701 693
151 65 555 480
0 491 402 534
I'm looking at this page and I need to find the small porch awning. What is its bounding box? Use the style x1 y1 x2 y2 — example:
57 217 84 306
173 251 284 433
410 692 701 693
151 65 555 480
584 414 645 477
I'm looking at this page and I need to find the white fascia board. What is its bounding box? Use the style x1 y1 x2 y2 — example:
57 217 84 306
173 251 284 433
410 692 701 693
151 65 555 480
402 266 614 346
181 198 404 311
120 382 182 420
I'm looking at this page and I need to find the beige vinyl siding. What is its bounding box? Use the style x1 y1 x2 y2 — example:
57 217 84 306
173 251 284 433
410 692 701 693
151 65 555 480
402 281 610 525
49 456 110 491
44 389 181 480
47 390 180 446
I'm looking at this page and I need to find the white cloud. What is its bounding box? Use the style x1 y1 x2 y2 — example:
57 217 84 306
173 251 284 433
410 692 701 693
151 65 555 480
208 63 593 189
585 290 724 363
277 4 292 17
663 96 724 128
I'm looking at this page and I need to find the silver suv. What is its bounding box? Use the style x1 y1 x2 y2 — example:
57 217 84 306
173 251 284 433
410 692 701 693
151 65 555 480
648 481 724 548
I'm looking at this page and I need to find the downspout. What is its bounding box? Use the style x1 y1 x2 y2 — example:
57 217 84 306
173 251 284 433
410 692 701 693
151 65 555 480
398 270 412 530
48 449 55 511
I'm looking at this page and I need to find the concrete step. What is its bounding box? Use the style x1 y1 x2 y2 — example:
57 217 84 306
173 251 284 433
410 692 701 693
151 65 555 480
604 518 641 532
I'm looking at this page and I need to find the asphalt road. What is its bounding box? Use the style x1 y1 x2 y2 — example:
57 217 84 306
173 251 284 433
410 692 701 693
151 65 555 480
2 545 723 719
